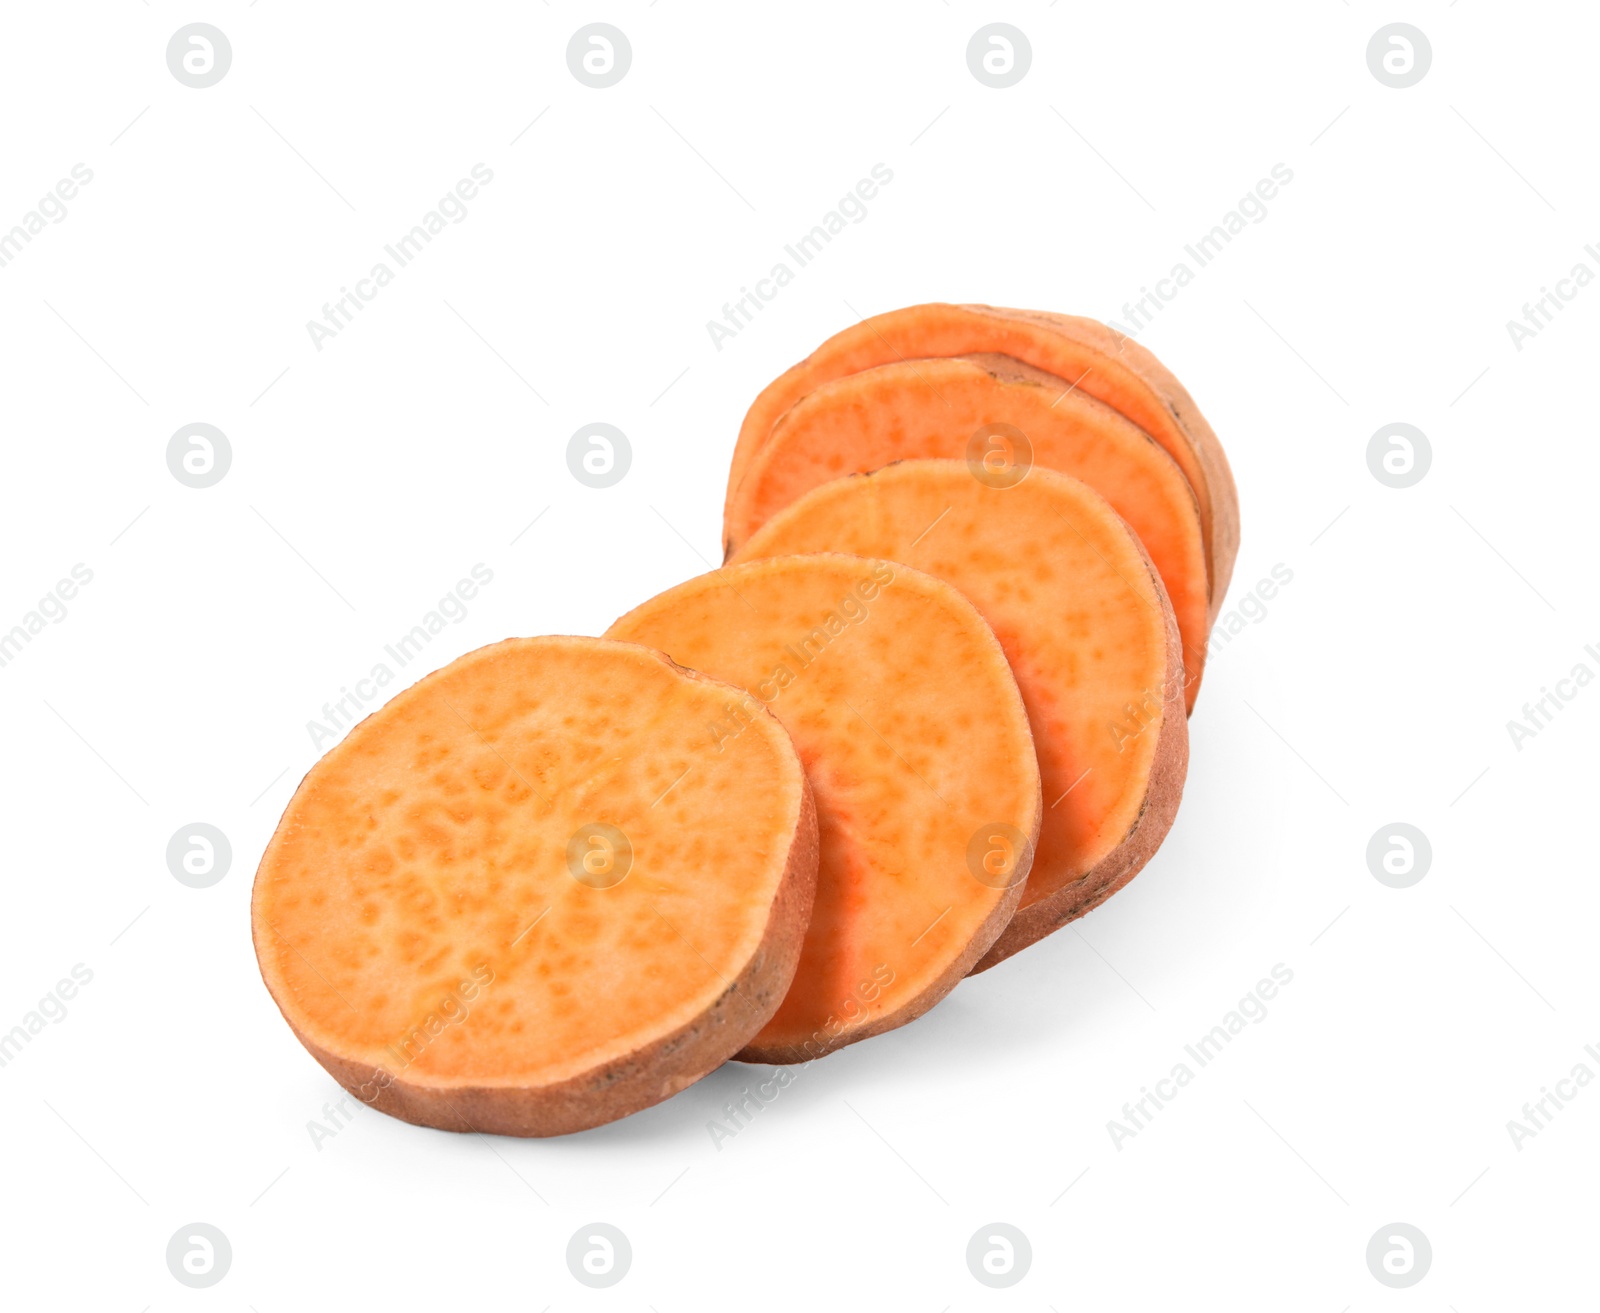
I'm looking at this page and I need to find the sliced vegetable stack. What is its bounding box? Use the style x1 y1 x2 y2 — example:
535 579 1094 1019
254 303 1237 1135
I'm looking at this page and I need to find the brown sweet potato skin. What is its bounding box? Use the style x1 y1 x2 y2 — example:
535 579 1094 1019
970 540 1188 971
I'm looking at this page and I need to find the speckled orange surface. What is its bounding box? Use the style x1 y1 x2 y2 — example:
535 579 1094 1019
607 555 1040 1060
722 302 1239 618
733 463 1188 967
252 636 816 1134
726 356 1210 710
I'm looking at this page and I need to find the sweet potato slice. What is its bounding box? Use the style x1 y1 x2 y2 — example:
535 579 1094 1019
724 302 1239 618
252 636 818 1137
606 555 1041 1060
726 354 1211 710
733 462 1187 969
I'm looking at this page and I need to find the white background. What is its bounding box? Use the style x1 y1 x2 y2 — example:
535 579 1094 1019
2 2 1596 1308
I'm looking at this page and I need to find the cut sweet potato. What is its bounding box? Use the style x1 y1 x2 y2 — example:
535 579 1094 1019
733 462 1188 969
725 354 1211 710
252 636 818 1137
606 555 1041 1060
725 302 1239 620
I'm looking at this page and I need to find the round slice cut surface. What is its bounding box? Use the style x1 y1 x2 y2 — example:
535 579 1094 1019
727 354 1211 710
606 555 1041 1061
733 462 1189 969
252 635 818 1137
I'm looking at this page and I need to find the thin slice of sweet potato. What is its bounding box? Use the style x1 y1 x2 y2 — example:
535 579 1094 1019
733 462 1187 969
606 555 1041 1060
725 354 1211 710
252 636 818 1137
724 302 1239 618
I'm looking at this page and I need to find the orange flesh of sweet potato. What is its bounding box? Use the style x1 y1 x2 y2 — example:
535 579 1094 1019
605 555 1041 1060
252 636 818 1136
733 462 1188 969
726 355 1211 711
724 302 1239 618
